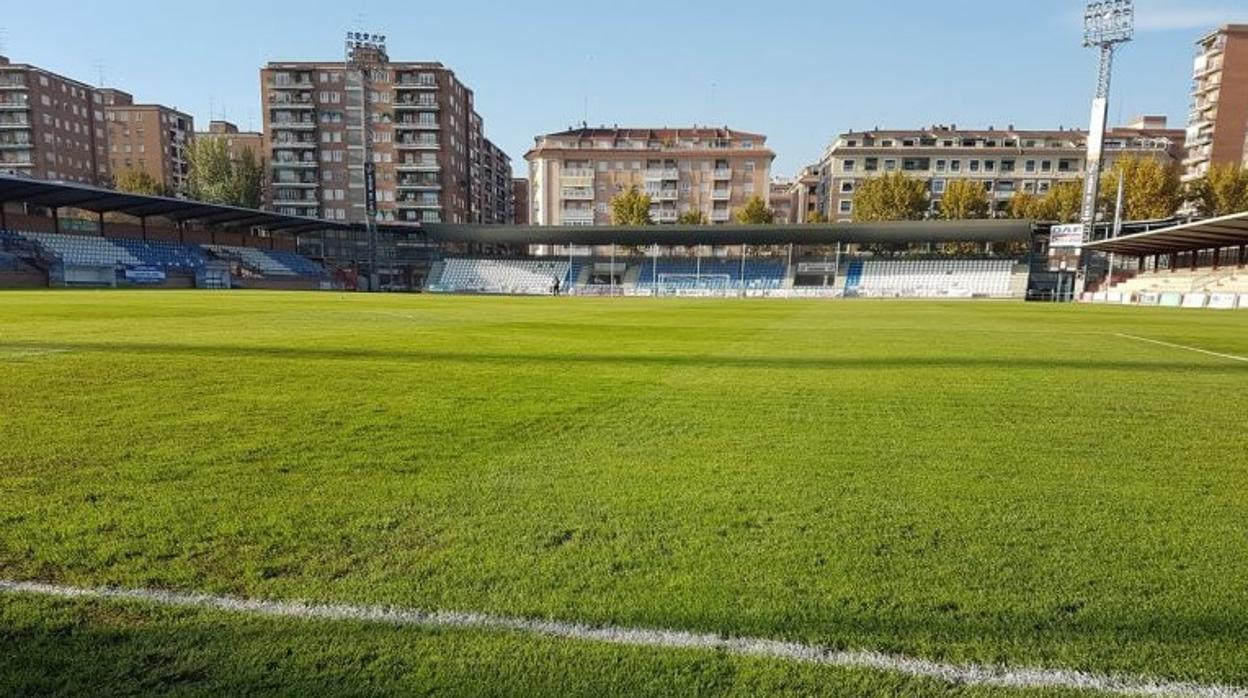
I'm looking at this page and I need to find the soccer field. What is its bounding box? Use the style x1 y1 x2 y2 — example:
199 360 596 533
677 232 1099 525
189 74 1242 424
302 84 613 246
1 291 1246 697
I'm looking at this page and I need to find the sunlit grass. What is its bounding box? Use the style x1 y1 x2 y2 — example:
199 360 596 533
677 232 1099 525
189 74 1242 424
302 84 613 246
1 291 1246 695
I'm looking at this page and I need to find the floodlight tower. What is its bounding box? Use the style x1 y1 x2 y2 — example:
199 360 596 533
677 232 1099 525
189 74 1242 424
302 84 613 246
345 30 387 292
1080 1 1134 242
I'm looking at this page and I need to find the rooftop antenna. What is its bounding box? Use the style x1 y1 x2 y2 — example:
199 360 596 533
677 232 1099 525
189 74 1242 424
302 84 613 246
93 59 106 87
0 27 7 54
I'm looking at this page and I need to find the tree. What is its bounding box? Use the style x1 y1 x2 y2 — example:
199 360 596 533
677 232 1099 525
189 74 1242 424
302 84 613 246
735 195 774 224
231 147 266 210
1100 155 1182 221
1187 164 1248 218
805 211 828 224
185 139 266 209
115 168 165 197
676 210 707 225
852 171 928 222
610 187 653 225
938 179 990 220
1047 181 1084 223
1007 191 1049 220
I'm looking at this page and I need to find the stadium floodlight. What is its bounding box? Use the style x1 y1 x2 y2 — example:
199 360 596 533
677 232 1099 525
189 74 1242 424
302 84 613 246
1083 0 1134 47
1077 0 1133 272
345 28 388 293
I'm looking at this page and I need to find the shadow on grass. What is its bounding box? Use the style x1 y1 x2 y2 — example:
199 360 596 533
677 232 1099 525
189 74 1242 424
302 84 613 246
1 340 1245 374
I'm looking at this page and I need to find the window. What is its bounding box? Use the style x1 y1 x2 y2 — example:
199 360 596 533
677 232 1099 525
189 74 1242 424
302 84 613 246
842 159 856 173
950 160 961 172
932 179 946 194
969 160 980 172
840 181 854 193
1024 160 1036 173
884 159 897 171
1041 160 1052 173
839 200 853 214
935 159 947 172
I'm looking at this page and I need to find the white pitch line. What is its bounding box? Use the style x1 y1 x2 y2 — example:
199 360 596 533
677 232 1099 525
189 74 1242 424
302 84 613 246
2 580 1245 697
1114 333 1248 364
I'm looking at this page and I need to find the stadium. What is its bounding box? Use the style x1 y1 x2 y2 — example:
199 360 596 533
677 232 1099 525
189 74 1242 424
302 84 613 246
2 168 1248 697
4 1 1248 695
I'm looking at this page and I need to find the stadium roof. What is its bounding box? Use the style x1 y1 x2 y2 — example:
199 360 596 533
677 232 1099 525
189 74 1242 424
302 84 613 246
1082 210 1248 255
421 220 1033 247
0 174 417 235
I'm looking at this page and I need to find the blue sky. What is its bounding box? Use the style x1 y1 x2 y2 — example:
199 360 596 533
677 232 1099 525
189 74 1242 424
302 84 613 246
2 0 1245 176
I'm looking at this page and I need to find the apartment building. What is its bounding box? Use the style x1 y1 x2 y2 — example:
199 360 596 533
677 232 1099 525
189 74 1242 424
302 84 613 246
0 55 109 184
196 120 264 164
1184 24 1248 181
818 121 1185 222
478 138 514 224
101 89 192 193
261 47 496 225
525 126 774 226
512 178 530 225
769 181 794 224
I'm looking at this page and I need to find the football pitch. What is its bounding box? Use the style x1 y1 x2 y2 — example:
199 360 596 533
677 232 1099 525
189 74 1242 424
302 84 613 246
1 291 1246 697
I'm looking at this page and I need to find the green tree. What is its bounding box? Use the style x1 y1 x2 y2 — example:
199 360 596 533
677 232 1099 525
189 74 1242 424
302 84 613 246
1101 156 1182 220
186 139 266 209
938 178 990 220
734 195 774 224
1187 164 1248 218
677 210 708 225
231 147 266 210
610 187 653 226
1007 191 1049 220
1047 181 1084 223
805 210 828 224
852 172 928 222
115 168 165 197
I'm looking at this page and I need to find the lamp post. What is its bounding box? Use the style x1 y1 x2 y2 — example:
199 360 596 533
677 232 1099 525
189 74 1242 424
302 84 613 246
1080 1 1134 244
345 30 386 292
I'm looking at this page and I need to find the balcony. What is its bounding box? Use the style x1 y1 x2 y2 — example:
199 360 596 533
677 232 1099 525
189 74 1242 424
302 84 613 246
272 158 319 168
713 168 733 180
395 139 440 150
395 120 440 130
394 79 438 90
273 198 319 208
0 79 26 90
270 79 314 90
651 209 678 223
397 180 442 190
270 120 316 130
562 187 595 200
0 100 29 111
0 140 32 149
644 168 679 180
272 139 318 149
0 118 29 129
394 100 439 110
396 160 440 172
560 208 594 224
710 209 731 222
646 189 679 202
396 199 442 209
711 189 731 201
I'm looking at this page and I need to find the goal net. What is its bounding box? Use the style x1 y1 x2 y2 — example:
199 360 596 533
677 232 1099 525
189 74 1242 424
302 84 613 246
654 273 734 296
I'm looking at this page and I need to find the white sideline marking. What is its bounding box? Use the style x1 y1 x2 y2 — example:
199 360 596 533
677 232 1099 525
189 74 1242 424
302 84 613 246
2 580 1245 697
1114 334 1248 364
0 347 71 359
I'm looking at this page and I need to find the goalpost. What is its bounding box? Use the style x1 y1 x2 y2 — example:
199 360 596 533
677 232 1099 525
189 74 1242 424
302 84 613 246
655 273 733 296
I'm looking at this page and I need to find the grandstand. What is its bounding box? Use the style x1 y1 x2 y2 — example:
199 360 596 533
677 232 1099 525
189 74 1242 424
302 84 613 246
634 259 787 293
1083 210 1248 309
0 229 325 288
846 259 1020 298
428 258 572 295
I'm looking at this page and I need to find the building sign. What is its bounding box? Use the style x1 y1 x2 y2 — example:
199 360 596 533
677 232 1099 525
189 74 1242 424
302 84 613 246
124 266 166 285
1049 224 1085 249
364 162 378 217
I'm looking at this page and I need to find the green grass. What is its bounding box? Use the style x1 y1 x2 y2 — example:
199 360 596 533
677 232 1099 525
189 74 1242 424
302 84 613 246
1 290 1246 696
